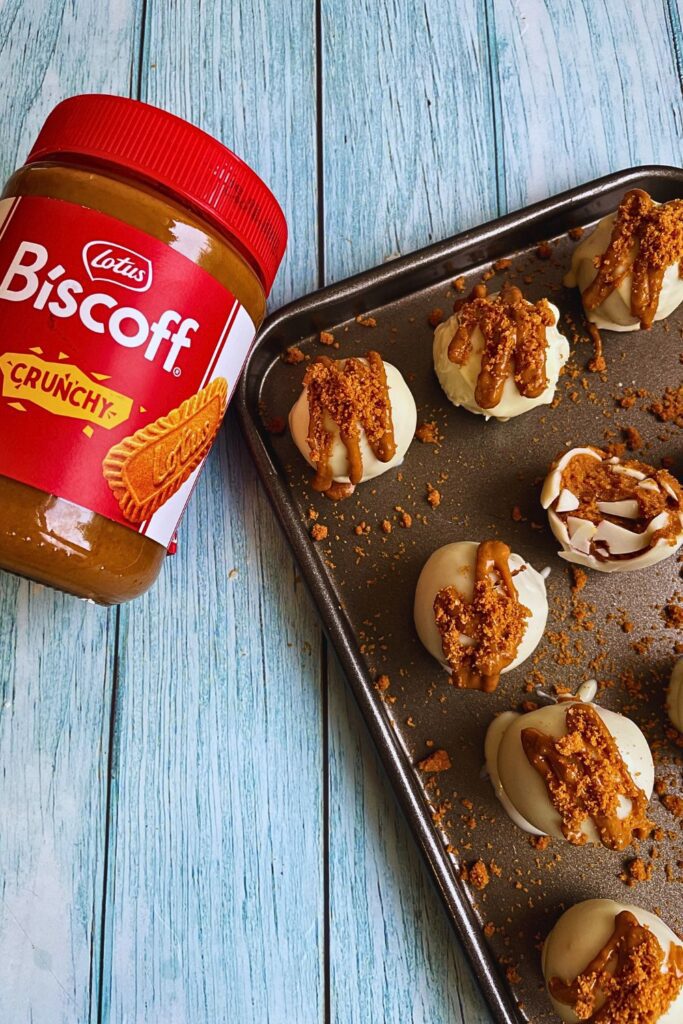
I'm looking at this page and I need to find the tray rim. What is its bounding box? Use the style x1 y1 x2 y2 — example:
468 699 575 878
235 164 683 1024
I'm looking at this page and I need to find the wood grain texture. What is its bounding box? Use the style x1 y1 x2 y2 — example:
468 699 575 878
487 0 683 213
0 3 141 1021
321 0 499 281
103 3 323 1022
321 3 496 1021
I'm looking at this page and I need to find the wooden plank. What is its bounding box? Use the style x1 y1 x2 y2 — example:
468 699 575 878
0 3 142 1021
321 0 499 281
321 2 497 1020
103 3 324 1022
488 0 683 213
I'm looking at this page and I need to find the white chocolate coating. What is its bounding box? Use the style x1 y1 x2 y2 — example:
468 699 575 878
485 701 654 844
288 359 417 485
541 447 683 573
542 899 683 1024
668 659 683 732
484 711 545 835
565 205 683 331
433 300 569 421
413 541 548 674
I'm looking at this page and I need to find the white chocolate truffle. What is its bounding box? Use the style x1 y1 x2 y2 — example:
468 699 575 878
541 447 683 572
668 659 683 732
414 541 548 683
433 291 569 421
542 900 683 1023
289 357 416 487
486 701 654 845
565 193 683 332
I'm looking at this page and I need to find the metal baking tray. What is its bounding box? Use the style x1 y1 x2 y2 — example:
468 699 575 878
236 167 683 1024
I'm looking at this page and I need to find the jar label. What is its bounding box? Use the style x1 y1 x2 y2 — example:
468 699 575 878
0 195 256 547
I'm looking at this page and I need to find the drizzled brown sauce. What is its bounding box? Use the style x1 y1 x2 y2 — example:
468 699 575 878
549 910 683 1022
432 539 530 692
583 188 683 329
303 351 396 498
521 703 653 850
447 283 553 409
553 448 683 560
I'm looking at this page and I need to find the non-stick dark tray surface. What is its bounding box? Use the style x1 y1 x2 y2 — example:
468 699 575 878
237 168 683 1024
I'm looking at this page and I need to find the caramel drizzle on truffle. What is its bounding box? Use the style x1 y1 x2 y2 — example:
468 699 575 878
583 188 683 329
432 540 530 693
521 703 653 850
447 284 553 409
304 352 396 496
554 448 683 558
549 911 683 1022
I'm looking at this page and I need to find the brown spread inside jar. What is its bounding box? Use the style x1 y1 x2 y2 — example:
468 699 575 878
447 283 552 409
303 351 396 498
432 539 530 692
0 163 267 604
583 188 683 329
521 703 653 849
549 910 683 1022
551 448 683 561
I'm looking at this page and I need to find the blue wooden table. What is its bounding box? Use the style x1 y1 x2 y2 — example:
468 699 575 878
1 2 681 1021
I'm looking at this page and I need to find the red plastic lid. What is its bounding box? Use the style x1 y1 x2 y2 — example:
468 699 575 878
26 94 287 295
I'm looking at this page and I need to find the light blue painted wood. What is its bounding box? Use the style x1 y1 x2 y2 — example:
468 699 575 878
487 0 683 214
321 3 497 1021
102 3 324 1023
0 3 142 1022
321 0 499 281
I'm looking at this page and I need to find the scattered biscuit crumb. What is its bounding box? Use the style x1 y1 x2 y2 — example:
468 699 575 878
649 385 683 427
415 420 441 444
311 524 328 541
282 345 306 364
426 483 441 507
620 857 653 886
623 425 643 451
468 860 491 890
418 748 452 772
571 567 587 593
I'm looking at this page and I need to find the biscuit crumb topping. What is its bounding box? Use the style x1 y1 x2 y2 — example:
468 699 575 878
304 352 396 495
447 283 553 409
549 447 683 562
549 910 683 1022
583 189 683 329
433 540 530 693
522 703 653 850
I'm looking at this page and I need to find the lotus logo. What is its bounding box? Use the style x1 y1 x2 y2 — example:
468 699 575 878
82 241 152 292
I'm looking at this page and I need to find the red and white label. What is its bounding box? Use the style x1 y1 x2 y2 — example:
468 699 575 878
0 194 255 548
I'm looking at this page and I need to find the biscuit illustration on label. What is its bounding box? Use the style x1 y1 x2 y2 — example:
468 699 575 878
103 377 228 524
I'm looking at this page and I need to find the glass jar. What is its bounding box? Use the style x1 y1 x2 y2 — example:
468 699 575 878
0 94 286 604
